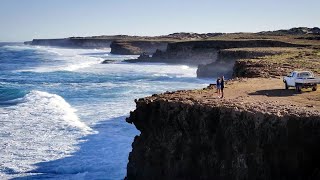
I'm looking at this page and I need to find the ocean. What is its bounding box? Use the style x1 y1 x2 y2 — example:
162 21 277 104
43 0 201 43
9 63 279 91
0 43 210 180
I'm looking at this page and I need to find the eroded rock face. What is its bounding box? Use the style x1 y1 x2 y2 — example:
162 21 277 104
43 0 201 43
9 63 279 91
196 48 289 78
126 94 320 180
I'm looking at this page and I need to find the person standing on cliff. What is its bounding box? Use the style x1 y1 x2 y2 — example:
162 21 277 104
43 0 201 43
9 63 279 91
216 78 221 98
221 76 225 98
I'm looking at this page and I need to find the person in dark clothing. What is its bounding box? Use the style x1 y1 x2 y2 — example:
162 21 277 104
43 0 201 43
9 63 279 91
216 78 221 98
220 76 225 98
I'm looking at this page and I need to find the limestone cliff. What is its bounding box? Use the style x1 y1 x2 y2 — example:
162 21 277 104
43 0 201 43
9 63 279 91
126 79 320 180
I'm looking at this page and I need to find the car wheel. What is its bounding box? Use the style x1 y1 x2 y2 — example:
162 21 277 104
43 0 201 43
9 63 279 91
296 85 302 92
285 82 288 90
312 86 317 91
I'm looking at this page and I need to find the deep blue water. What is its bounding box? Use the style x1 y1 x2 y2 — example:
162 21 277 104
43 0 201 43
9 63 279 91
0 43 210 179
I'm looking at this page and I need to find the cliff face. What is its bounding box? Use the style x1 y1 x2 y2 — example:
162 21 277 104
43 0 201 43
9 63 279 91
197 48 292 78
126 83 320 180
166 40 302 53
110 40 169 55
165 40 302 65
125 40 305 66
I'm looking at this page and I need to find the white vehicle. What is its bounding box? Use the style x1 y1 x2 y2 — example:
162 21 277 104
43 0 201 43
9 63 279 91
283 71 320 92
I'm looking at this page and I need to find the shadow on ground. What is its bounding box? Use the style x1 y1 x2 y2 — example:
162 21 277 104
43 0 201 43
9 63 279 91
11 116 139 180
248 89 300 97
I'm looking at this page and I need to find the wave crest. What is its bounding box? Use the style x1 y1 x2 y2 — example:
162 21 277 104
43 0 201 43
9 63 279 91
21 90 92 133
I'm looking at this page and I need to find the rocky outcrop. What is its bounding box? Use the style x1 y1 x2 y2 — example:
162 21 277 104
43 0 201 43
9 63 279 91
110 40 169 55
232 60 289 78
126 88 320 180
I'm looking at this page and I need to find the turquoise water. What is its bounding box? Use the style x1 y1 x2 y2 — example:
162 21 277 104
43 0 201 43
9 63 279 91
0 43 210 179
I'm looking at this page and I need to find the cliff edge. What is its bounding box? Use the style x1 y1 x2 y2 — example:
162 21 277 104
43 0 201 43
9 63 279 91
126 78 320 180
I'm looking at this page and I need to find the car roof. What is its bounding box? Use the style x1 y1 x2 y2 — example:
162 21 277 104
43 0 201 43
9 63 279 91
293 71 312 73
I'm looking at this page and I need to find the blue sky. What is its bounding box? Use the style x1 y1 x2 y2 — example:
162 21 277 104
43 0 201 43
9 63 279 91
0 0 319 42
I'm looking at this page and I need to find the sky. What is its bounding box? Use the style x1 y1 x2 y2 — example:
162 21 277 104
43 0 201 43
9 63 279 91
0 0 319 42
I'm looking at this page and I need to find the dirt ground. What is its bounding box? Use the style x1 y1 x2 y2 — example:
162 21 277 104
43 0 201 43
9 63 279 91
222 78 320 108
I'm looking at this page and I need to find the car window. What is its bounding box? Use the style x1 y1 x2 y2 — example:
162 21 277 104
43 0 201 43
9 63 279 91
288 72 293 77
298 72 312 78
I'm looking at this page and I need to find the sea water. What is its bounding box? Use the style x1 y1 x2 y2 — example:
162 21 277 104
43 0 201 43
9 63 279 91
0 43 210 180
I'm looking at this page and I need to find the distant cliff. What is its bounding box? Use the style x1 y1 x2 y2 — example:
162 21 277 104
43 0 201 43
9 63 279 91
110 40 169 55
26 38 114 48
126 40 305 70
259 27 320 35
25 32 223 51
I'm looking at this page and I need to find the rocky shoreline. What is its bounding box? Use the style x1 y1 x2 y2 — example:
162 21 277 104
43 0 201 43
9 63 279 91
126 78 320 180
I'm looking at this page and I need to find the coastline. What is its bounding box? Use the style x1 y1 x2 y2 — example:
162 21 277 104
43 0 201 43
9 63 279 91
21 27 320 179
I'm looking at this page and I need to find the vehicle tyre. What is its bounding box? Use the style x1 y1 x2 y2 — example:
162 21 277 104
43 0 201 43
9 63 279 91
285 82 288 90
295 84 302 92
312 85 317 91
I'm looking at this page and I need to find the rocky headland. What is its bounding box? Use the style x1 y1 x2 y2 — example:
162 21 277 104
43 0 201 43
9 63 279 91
126 78 320 180
123 27 320 180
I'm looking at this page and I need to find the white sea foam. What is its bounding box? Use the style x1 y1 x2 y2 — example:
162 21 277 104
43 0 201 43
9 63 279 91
22 91 92 133
0 91 93 177
14 46 108 72
29 55 105 72
93 62 198 78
